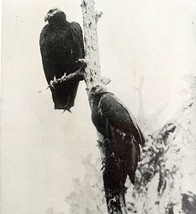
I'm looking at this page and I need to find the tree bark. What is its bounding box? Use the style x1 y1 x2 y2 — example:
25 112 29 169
81 0 101 89
81 0 127 213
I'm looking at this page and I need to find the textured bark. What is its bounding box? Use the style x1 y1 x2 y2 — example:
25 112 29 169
81 1 127 213
81 0 101 89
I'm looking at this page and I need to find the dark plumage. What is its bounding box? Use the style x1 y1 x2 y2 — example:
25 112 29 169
40 8 85 111
90 85 145 187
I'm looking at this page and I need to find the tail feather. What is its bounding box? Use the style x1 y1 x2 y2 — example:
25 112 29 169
127 110 145 146
51 80 79 111
128 173 135 185
126 137 141 184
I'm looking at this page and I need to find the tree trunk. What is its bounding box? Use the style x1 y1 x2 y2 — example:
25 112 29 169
81 0 101 89
81 0 127 213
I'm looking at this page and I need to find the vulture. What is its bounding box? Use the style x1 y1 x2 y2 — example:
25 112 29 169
40 8 85 111
90 85 145 190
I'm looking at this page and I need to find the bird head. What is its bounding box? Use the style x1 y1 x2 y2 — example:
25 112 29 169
44 8 66 23
89 84 107 96
88 84 107 108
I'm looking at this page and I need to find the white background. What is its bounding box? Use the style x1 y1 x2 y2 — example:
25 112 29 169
1 0 196 213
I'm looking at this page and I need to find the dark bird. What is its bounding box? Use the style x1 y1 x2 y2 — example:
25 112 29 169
90 85 145 191
40 8 85 111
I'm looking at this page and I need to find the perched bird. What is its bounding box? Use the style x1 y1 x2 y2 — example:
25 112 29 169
40 8 85 111
90 85 145 190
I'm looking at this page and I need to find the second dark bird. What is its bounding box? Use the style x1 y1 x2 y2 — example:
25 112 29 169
90 84 145 192
40 8 85 111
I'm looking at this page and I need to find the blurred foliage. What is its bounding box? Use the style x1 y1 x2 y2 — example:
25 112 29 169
64 97 196 214
47 75 196 214
182 192 196 214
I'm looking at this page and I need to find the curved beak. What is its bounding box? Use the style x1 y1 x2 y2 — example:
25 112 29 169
44 14 49 22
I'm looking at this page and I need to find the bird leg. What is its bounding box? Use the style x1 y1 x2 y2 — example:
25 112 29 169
47 57 87 90
75 58 87 80
49 76 57 89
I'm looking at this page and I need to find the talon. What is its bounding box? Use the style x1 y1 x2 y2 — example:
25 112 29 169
49 76 58 88
49 80 55 89
61 73 67 81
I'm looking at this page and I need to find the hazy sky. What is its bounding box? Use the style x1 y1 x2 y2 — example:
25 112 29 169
1 0 196 214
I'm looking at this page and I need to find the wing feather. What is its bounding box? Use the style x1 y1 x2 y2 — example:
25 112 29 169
70 22 85 58
94 92 145 184
99 93 145 146
40 25 56 83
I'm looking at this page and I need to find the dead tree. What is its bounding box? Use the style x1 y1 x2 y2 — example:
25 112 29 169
52 1 135 213
81 1 127 214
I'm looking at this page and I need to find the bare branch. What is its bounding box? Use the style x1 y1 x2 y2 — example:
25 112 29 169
47 65 85 89
95 11 103 23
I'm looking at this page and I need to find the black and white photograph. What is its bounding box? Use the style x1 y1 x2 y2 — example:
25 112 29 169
1 0 196 213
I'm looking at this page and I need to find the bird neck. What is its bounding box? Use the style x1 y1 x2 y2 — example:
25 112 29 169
92 92 107 107
49 19 69 29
